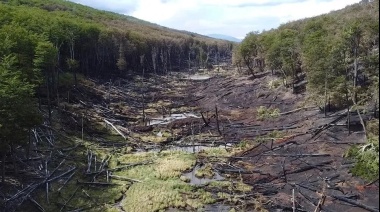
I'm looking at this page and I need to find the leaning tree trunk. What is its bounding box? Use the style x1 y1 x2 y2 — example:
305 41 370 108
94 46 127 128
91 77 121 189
324 68 328 117
243 57 255 78
46 72 52 124
11 144 18 176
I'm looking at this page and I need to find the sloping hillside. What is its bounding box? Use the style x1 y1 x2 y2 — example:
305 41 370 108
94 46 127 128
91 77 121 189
235 0 379 182
0 0 233 78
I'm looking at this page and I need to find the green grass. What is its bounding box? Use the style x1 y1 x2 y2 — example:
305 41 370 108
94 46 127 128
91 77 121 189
195 163 215 178
267 79 282 89
257 106 280 120
114 150 218 211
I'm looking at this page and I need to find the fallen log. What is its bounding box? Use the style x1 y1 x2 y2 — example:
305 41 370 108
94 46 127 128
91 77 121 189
109 175 142 183
57 171 76 192
200 112 210 127
215 167 262 174
314 194 326 212
60 186 79 212
104 119 127 140
262 153 331 157
28 196 45 212
286 160 333 175
76 180 117 186
280 106 317 116
331 195 379 212
309 113 348 141
108 160 153 172
264 161 334 184
48 167 77 183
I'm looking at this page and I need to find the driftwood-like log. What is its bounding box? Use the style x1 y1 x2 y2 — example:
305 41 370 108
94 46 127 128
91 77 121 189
87 150 92 173
48 159 66 179
314 194 326 212
48 167 77 183
6 183 39 202
104 119 127 140
28 196 45 212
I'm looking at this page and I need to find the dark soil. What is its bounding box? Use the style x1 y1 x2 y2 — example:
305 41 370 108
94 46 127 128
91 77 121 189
188 71 379 212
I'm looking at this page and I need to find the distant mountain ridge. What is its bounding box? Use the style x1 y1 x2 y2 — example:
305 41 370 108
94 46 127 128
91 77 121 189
207 34 241 42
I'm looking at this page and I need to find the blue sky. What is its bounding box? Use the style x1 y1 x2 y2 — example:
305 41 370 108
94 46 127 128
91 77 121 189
69 0 361 39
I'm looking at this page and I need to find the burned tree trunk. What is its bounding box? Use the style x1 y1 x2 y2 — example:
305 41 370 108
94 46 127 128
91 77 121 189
2 150 5 184
151 47 158 75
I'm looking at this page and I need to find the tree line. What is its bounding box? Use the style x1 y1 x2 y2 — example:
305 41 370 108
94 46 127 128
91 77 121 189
234 0 379 179
235 0 378 112
0 0 234 183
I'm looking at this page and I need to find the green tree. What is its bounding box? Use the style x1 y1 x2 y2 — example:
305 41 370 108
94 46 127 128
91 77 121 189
0 58 42 183
278 29 300 92
239 32 263 77
34 41 58 123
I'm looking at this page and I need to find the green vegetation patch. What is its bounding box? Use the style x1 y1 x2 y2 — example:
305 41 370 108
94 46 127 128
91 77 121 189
256 106 280 120
255 130 286 143
198 147 232 158
115 150 217 211
134 130 173 143
155 151 196 179
267 79 282 89
345 119 379 181
195 163 215 178
209 180 252 193
122 179 215 212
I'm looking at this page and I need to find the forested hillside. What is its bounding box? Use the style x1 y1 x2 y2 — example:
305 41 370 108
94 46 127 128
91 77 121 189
0 0 232 204
235 0 379 180
0 0 232 77
0 0 231 163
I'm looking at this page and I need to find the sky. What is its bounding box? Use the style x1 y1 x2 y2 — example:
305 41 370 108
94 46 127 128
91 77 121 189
69 0 361 39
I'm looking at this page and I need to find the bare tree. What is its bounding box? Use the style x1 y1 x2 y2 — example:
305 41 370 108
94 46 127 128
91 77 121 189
151 46 158 75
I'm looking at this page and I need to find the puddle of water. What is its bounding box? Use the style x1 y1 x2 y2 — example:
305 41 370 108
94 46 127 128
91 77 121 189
183 165 224 185
186 75 211 81
148 113 200 126
170 145 211 153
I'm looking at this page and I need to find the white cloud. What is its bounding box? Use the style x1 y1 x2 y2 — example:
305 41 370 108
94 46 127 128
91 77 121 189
69 0 361 39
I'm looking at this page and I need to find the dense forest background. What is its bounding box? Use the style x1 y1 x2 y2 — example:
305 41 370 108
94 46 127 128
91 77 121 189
234 0 379 180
